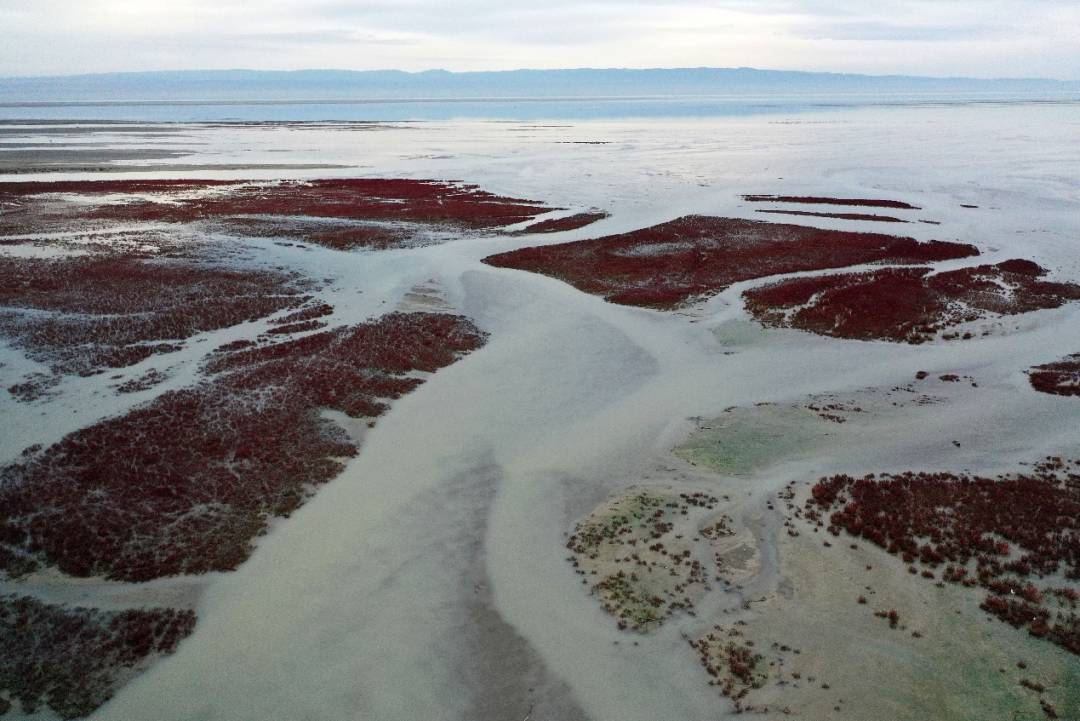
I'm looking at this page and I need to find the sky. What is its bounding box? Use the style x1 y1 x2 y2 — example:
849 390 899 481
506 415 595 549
1 0 1078 79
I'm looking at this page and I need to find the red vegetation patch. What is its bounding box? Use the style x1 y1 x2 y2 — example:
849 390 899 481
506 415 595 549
1029 354 1080 397
874 609 901 628
218 217 428 251
0 180 238 237
82 178 549 228
482 216 975 310
113 368 169 394
744 261 1080 343
0 312 487 581
7 372 61 403
755 210 906 223
296 225 420 250
807 458 1080 654
0 179 237 198
517 211 609 234
742 195 920 210
1 178 559 249
687 624 768 709
265 319 327 336
0 594 195 719
0 255 305 381
272 302 334 325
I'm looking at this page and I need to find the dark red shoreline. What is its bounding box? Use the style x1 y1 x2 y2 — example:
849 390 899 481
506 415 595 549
742 195 920 210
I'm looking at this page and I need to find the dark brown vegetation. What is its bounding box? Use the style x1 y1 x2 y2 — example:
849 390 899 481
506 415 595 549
565 491 718 631
1 177 546 399
0 594 195 718
744 260 1080 343
7 373 61 402
0 179 236 197
1029 354 1080 397
0 178 556 247
0 312 487 581
84 178 549 227
0 180 232 237
483 216 975 309
516 211 609 234
0 255 307 389
806 458 1080 654
755 210 905 223
742 195 920 210
688 624 767 702
217 217 447 251
114 369 170 394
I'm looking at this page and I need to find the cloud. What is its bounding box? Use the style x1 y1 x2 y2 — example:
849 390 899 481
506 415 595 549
0 0 1076 78
793 21 1004 43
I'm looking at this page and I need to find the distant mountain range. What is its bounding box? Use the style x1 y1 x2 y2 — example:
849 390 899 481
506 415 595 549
1 68 1078 104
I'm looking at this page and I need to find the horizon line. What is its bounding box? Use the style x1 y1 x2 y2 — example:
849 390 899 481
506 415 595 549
2 65 1078 84
3 95 1079 111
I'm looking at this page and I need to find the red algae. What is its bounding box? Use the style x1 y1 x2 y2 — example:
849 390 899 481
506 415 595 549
482 215 976 310
0 312 487 582
744 261 1080 343
755 210 906 223
0 255 306 381
807 458 1080 654
0 594 195 719
742 195 920 210
1029 354 1080 396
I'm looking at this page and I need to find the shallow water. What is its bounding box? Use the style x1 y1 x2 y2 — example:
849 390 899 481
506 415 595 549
2 92 1078 122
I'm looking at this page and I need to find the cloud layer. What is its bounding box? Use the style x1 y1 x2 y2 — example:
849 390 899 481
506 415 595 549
2 0 1077 78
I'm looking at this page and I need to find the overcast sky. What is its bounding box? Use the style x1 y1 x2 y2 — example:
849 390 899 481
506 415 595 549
1 0 1077 79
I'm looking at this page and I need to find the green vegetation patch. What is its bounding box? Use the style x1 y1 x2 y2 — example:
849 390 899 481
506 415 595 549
675 405 828 476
